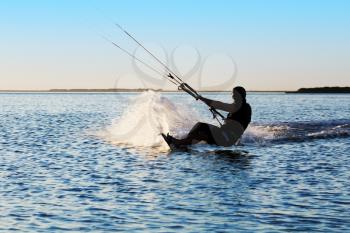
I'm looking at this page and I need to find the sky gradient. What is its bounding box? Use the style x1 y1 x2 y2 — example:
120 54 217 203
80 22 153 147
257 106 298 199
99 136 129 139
1 0 349 91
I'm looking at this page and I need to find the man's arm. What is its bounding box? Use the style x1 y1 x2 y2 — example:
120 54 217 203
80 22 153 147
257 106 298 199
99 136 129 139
200 96 238 113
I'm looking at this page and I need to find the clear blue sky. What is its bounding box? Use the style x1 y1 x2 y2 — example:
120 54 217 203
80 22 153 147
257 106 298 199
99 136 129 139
0 0 349 91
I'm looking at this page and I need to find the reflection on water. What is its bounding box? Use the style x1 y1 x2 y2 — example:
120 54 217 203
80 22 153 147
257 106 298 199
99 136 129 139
0 93 349 232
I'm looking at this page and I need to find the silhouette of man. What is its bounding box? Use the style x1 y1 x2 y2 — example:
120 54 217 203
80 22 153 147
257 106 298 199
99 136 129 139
162 86 252 147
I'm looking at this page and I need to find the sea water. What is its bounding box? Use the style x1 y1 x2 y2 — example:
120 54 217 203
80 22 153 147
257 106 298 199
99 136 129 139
0 92 349 232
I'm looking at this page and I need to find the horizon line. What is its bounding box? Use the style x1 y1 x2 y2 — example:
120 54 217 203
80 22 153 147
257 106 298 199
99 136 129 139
0 86 349 93
0 88 291 93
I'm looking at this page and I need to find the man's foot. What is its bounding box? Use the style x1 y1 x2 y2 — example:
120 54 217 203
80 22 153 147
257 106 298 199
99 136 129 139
161 133 188 150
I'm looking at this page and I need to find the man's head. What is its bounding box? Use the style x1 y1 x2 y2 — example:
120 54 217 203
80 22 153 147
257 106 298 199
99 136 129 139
232 86 246 103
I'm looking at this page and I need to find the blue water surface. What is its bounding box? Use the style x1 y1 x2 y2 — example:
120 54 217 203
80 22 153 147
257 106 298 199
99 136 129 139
0 92 349 232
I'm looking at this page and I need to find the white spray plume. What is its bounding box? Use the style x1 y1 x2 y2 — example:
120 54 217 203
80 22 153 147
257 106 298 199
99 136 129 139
104 91 199 149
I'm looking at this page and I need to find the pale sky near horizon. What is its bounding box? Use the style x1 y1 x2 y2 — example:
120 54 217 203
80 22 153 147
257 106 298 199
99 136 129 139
0 0 349 91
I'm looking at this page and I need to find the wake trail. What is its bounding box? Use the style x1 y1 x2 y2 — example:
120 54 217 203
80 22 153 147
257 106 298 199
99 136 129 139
242 120 350 145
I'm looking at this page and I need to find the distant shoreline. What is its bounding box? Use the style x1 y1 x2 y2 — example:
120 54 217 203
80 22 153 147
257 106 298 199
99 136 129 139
286 87 350 94
0 87 349 93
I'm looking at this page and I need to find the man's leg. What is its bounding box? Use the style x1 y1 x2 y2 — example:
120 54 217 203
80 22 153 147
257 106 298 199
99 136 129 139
171 122 218 145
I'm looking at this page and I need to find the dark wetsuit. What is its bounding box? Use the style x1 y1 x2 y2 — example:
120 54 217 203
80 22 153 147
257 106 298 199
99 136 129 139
172 100 252 146
226 102 252 130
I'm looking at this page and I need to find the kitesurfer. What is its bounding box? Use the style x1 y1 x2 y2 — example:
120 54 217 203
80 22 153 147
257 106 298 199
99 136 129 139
162 86 252 147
